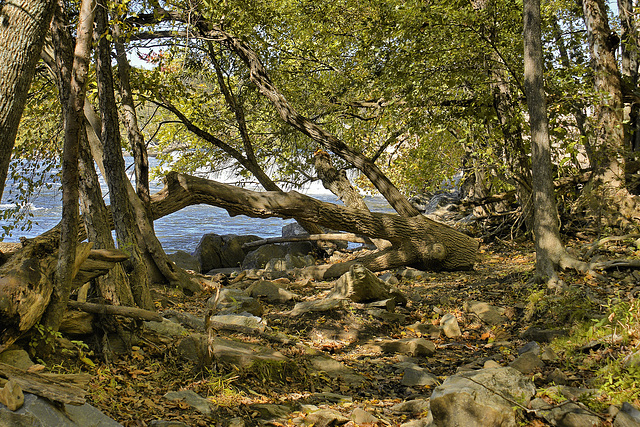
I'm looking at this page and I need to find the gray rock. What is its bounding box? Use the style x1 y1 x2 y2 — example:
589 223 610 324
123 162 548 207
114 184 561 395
547 368 568 385
167 250 200 272
328 264 392 303
243 243 312 270
439 314 462 338
429 367 535 427
194 234 261 273
161 310 205 331
465 301 507 325
396 267 428 280
176 334 210 366
264 254 315 272
246 280 298 303
164 390 214 417
409 322 442 339
0 392 122 426
518 341 541 356
390 399 430 415
208 314 266 333
210 337 287 368
534 401 602 427
144 319 188 338
380 338 436 357
400 419 431 427
483 360 501 369
509 351 544 374
350 408 379 424
306 353 365 385
210 288 263 316
615 402 640 427
379 272 400 285
541 347 557 362
0 349 34 370
304 409 349 427
290 298 345 317
401 366 439 387
248 403 291 420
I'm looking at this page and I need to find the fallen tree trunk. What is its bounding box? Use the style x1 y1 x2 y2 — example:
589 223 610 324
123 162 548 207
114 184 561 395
151 172 478 275
0 237 128 352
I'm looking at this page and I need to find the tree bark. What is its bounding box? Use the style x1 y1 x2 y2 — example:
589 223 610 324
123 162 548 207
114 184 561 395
583 0 628 204
524 0 585 284
95 0 153 310
0 0 56 202
40 0 95 336
151 172 478 274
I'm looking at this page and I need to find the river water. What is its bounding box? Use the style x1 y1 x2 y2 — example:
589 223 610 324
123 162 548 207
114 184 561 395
0 158 392 253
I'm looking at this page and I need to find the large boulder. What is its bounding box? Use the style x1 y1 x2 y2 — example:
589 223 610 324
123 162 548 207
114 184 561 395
193 234 260 273
428 367 535 427
328 264 393 303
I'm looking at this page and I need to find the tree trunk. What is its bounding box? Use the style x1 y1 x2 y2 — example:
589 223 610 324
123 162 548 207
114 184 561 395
40 0 95 336
583 0 630 217
151 172 478 274
0 0 55 202
113 29 152 221
524 0 584 284
95 0 153 310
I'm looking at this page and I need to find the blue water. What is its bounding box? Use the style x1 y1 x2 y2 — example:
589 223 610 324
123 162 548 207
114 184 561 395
0 158 393 253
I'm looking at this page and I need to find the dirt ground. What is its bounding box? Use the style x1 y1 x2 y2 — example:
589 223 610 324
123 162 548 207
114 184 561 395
39 238 640 426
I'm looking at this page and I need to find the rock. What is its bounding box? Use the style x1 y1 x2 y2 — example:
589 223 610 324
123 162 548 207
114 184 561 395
396 267 428 280
390 399 430 415
350 408 379 424
247 280 298 303
227 417 245 427
304 409 349 427
379 272 400 285
208 314 266 333
167 250 200 272
409 322 442 339
439 314 462 338
0 348 34 370
210 288 263 316
401 366 439 387
547 368 568 385
306 352 365 385
533 400 603 427
328 264 393 303
311 393 353 404
264 254 315 272
210 337 287 368
242 243 312 270
429 367 536 427
483 360 501 369
194 234 261 273
380 338 436 357
465 301 507 325
290 298 345 317
249 403 291 420
400 419 432 427
540 347 557 362
509 351 544 374
615 402 640 427
144 319 188 338
0 379 23 411
161 310 205 331
176 334 210 366
518 341 541 356
0 392 122 426
164 390 214 417
367 308 407 323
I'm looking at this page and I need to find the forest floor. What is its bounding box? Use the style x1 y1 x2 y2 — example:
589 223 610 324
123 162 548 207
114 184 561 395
41 237 640 426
